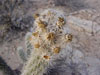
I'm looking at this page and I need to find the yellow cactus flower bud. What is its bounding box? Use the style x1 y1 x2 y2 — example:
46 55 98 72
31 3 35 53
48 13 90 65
37 20 47 29
46 32 55 40
65 34 73 42
58 17 64 22
56 17 65 27
53 47 60 54
43 55 50 59
34 13 39 19
34 43 40 48
32 32 38 37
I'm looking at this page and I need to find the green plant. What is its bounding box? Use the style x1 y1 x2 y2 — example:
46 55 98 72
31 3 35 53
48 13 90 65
21 9 73 75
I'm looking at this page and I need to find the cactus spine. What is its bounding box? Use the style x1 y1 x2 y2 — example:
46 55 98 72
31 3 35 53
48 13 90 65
21 9 73 75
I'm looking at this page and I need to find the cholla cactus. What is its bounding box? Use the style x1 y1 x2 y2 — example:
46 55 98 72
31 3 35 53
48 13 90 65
21 9 73 75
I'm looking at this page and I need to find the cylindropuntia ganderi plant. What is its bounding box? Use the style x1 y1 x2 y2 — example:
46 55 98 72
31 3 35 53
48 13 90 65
21 9 73 75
